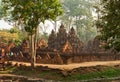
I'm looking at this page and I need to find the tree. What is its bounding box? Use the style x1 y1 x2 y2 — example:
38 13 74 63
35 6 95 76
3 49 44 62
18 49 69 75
61 0 97 43
2 0 63 68
9 27 18 33
0 0 6 19
98 0 120 51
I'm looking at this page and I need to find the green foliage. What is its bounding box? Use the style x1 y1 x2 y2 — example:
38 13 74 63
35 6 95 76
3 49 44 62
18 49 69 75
2 0 63 35
0 0 5 19
2 0 63 67
0 29 19 43
0 27 23 45
8 27 23 45
98 0 120 51
13 39 21 46
61 0 97 43
9 27 18 33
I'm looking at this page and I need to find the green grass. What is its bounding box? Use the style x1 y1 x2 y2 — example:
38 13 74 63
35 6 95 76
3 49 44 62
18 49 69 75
1 66 120 81
13 68 36 77
0 66 16 74
38 71 63 80
63 67 120 81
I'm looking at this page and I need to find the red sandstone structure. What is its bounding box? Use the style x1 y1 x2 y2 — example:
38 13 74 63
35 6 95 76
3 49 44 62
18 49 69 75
0 24 119 64
48 24 83 54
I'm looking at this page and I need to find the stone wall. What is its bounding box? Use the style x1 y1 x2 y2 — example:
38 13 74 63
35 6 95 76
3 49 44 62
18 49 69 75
35 52 120 64
61 53 120 64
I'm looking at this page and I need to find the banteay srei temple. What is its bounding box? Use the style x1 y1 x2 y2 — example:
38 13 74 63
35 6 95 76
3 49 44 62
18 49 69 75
1 24 120 64
48 24 83 54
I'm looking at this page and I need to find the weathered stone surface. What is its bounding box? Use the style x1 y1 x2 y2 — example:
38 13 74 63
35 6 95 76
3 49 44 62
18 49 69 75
21 39 29 53
62 41 73 54
83 36 106 53
48 30 56 49
56 24 68 50
52 53 63 64
43 53 51 64
68 27 83 54
37 38 48 49
66 57 73 64
48 25 83 54
21 39 29 48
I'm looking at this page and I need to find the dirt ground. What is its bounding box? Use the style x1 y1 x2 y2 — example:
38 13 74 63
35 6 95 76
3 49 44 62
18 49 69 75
8 60 120 70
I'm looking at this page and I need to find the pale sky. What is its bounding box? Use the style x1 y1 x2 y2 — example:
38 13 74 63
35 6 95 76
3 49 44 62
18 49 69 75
0 19 59 34
0 19 13 30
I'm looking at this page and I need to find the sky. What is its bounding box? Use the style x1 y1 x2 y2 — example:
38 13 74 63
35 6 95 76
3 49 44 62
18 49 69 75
0 19 13 30
0 19 59 34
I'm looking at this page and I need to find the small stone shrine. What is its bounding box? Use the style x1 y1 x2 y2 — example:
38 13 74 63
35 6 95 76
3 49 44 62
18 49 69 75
68 27 83 54
48 30 56 49
92 36 101 52
83 36 105 53
56 24 68 50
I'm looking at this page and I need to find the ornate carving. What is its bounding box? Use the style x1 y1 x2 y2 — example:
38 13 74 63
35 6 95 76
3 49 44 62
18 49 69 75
68 27 83 54
48 30 56 49
62 41 73 54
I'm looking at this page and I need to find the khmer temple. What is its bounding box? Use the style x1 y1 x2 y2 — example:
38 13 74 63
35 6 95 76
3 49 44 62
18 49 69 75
1 24 120 65
48 24 83 54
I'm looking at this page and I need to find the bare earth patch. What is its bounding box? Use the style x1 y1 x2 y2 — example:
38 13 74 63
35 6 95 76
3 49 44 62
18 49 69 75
8 60 120 70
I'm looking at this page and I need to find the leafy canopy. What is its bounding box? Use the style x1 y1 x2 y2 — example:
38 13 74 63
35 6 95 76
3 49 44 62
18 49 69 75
2 0 63 35
61 0 96 43
98 0 120 51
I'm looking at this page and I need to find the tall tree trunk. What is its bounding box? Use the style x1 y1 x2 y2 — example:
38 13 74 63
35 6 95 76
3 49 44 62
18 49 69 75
30 34 35 68
30 29 38 69
34 30 38 64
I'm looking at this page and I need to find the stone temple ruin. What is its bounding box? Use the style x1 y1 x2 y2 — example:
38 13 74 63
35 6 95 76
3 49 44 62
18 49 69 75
82 36 106 54
48 24 83 54
40 24 120 64
3 24 120 64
